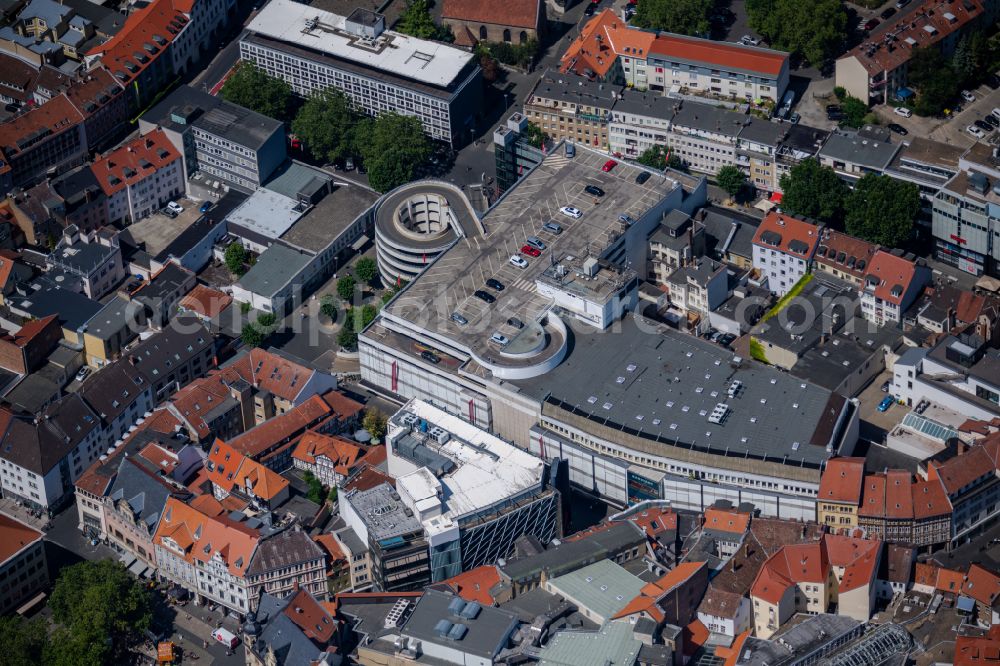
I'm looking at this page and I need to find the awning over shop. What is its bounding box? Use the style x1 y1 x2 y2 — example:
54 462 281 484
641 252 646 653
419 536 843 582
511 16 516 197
351 235 370 252
128 559 146 576
769 192 783 203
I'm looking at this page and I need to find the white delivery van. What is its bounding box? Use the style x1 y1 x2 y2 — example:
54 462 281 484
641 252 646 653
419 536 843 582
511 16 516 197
212 628 239 649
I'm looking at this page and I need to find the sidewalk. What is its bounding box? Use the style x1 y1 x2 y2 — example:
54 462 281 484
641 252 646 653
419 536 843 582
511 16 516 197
0 499 49 531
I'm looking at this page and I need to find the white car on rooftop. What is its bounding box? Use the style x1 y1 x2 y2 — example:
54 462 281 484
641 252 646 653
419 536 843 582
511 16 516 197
559 206 582 219
509 255 528 269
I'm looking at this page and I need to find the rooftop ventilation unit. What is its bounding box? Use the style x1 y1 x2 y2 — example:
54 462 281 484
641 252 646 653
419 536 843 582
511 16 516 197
707 403 730 424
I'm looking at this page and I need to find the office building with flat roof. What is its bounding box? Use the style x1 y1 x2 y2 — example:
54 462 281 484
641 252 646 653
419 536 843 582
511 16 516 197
240 0 483 146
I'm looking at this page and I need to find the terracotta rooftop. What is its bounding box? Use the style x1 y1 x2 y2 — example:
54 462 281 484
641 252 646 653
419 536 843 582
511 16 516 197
818 457 865 504
751 534 880 604
91 129 180 196
703 508 751 535
291 431 361 477
178 284 232 320
440 565 503 606
64 66 125 118
752 211 821 259
154 496 259 577
0 512 42 563
560 10 654 78
963 563 1000 607
227 394 333 458
342 463 394 493
441 0 540 29
613 561 706 623
929 436 1000 496
814 230 878 281
0 94 84 158
955 625 1000 666
281 586 336 643
864 250 920 306
206 439 289 501
650 33 787 76
89 0 188 85
2 314 57 348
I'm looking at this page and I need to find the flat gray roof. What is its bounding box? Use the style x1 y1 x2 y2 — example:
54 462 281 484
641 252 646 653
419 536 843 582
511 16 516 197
279 183 377 253
84 296 140 340
513 316 844 468
345 482 423 541
236 243 313 298
819 130 901 170
402 590 518 659
672 101 747 137
545 559 645 621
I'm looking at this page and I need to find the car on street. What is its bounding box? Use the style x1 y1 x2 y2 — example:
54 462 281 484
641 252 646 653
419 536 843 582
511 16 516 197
895 0 910 7
877 395 895 412
881 6 897 18
521 244 541 257
790 112 801 124
199 201 212 213
509 255 528 268
473 289 496 303
584 4 595 15
635 171 651 184
451 312 468 325
968 124 987 139
601 159 618 172
486 278 505 291
962 90 978 103
887 123 908 135
166 201 183 214
526 236 546 251
560 206 582 219
421 350 440 364
543 221 563 234
584 184 605 197
863 18 880 31
75 366 92 382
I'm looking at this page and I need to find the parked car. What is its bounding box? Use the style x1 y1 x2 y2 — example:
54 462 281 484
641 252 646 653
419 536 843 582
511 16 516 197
473 289 496 303
740 34 760 46
962 90 978 103
825 104 841 114
166 201 184 214
507 317 524 329
75 366 92 382
565 143 576 158
894 106 912 118
635 171 651 184
161 207 177 219
880 6 897 18
509 255 528 268
895 0 910 7
490 332 509 346
559 206 582 219
619 214 636 225
601 159 618 172
881 380 891 392
451 312 468 325
790 112 801 124
525 236 546 251
421 350 440 364
827 111 844 121
584 184 605 197
984 114 1000 128
877 395 895 412
520 244 541 257
486 278 505 291
344 157 355 171
975 119 994 132
887 123 908 135
543 221 564 234
863 18 880 30
199 201 213 213
968 124 987 139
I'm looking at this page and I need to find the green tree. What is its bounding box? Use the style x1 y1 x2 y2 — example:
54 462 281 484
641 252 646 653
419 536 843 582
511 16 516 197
363 408 388 440
479 52 500 83
716 165 746 200
0 616 47 666
359 113 432 192
302 470 327 504
633 0 713 36
221 61 293 121
778 158 848 226
396 0 451 41
523 122 546 150
337 275 357 301
746 0 846 67
47 560 152 666
241 323 265 348
337 325 358 350
292 89 362 164
636 145 668 170
907 47 959 116
840 95 869 128
845 173 920 247
320 294 337 322
355 257 378 285
224 241 247 277
952 36 977 85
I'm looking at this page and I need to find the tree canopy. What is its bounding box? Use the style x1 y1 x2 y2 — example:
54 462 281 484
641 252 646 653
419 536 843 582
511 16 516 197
845 173 920 247
396 0 452 41
778 158 848 226
47 560 153 666
716 165 746 199
291 89 362 165
221 62 293 121
907 47 960 116
632 0 713 37
746 0 847 67
359 113 432 192
354 257 378 285
336 275 357 301
224 241 246 277
363 408 388 440
0 616 46 666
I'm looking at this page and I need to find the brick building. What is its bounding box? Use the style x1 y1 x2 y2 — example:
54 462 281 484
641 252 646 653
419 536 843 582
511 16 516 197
441 0 544 48
0 315 61 375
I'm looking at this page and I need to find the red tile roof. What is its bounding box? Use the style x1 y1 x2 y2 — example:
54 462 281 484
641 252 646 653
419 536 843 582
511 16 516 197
440 565 503 606
814 230 878 281
0 512 42 563
612 561 707 622
650 33 787 77
441 0 540 29
313 534 346 565
627 506 678 538
864 250 920 306
89 0 188 85
963 563 1000 607
207 439 289 501
751 534 880 603
154 496 259 577
560 10 654 78
179 284 232 320
955 625 1000 666
342 463 394 493
753 211 821 259
291 431 362 476
0 94 84 158
228 394 333 458
282 587 336 643
703 508 750 535
64 67 125 119
818 457 865 504
6 315 57 348
91 129 180 196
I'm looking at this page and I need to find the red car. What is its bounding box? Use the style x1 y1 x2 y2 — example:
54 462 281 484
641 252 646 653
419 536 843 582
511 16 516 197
521 245 542 257
602 159 618 172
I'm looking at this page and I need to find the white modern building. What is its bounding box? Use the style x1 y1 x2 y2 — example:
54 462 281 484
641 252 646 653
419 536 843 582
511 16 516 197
384 399 560 582
240 1 483 146
751 211 821 297
91 129 185 224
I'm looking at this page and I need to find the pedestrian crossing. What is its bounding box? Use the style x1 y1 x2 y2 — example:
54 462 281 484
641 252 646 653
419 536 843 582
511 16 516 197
510 276 537 293
543 154 569 169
